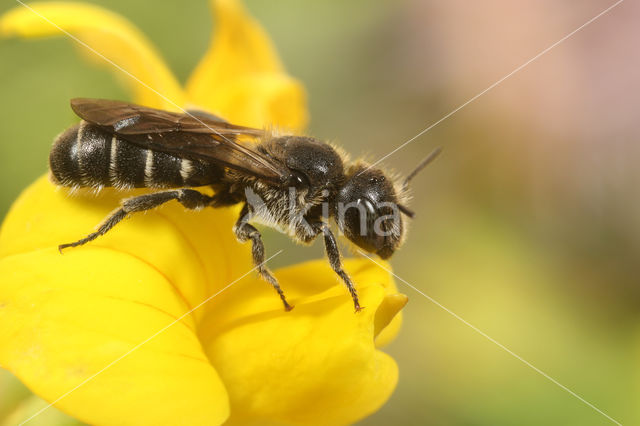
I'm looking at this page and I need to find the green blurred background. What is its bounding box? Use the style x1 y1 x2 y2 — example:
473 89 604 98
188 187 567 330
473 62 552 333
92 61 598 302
1 0 638 424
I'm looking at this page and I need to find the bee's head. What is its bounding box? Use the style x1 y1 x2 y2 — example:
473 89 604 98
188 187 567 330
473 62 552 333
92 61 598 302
333 148 441 259
334 166 409 259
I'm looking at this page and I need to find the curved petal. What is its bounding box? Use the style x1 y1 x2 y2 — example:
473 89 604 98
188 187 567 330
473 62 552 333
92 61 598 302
0 176 249 310
0 2 184 109
0 248 229 425
198 258 405 425
186 0 308 131
374 293 408 348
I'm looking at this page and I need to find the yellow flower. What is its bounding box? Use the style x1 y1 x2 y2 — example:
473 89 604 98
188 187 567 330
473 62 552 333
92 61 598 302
0 1 406 425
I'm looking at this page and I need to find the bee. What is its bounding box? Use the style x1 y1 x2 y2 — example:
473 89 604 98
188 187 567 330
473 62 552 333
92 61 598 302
50 98 440 312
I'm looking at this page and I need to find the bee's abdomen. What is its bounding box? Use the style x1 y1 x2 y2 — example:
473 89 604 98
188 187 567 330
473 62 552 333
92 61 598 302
49 121 221 189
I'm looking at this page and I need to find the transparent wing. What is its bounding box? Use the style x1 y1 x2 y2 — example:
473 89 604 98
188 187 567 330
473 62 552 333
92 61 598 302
71 98 290 183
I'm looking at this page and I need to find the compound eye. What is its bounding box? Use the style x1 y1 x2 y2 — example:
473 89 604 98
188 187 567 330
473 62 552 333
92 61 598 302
290 170 310 189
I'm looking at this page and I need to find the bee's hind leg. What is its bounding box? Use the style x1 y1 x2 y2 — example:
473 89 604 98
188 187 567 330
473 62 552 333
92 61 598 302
234 204 293 311
59 189 214 252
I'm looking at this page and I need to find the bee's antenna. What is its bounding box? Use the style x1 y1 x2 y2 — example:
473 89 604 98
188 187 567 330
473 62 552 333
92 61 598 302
398 204 415 218
402 147 442 190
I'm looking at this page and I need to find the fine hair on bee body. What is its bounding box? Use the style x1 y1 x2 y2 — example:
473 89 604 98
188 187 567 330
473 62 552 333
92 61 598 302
50 98 440 312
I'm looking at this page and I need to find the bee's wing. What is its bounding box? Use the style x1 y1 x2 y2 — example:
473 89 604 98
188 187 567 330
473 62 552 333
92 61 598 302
70 98 290 183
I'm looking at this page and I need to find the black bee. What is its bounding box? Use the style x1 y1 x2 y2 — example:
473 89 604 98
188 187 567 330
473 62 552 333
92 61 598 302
50 98 439 311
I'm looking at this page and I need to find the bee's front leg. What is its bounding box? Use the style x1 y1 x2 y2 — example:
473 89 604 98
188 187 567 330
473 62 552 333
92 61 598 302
310 222 362 312
234 204 293 311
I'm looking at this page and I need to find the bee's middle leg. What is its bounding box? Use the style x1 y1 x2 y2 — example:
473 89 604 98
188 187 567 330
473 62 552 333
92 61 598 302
234 204 293 311
59 189 214 251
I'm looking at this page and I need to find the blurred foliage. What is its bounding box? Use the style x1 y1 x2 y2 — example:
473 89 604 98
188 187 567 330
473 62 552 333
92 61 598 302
1 0 638 425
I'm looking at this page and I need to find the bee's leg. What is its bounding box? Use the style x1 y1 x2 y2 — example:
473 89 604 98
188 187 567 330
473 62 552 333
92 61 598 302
312 222 362 312
59 189 214 251
234 204 293 311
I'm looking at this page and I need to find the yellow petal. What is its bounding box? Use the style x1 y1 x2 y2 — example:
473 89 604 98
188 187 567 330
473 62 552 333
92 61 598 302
198 258 404 425
0 2 184 109
186 0 308 131
0 176 250 311
0 176 246 424
0 248 229 425
374 293 408 348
